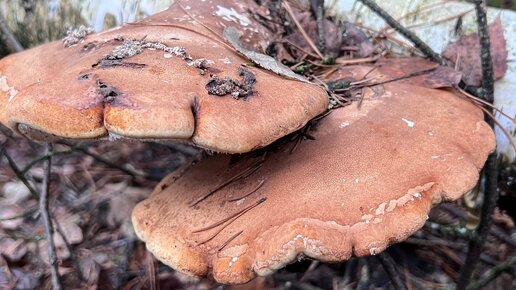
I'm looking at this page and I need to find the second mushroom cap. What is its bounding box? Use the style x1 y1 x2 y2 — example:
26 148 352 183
132 65 495 283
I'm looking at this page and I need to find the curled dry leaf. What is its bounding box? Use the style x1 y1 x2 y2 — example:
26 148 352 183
223 27 309 82
443 16 508 87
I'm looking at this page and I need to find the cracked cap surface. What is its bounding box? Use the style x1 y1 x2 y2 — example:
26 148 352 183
132 75 495 284
0 0 328 153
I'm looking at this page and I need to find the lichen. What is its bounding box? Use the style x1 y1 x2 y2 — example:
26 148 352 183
97 36 213 72
63 25 95 48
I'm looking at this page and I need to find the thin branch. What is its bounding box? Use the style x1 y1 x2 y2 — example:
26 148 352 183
0 207 38 221
457 1 498 289
40 143 62 290
311 0 326 53
376 252 407 290
57 141 149 180
21 149 74 175
348 66 439 90
53 218 85 282
379 0 451 33
0 13 23 52
476 104 516 152
456 87 516 122
466 255 516 290
0 145 39 197
357 0 445 65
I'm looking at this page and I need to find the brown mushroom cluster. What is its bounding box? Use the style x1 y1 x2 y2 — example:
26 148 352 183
0 0 496 285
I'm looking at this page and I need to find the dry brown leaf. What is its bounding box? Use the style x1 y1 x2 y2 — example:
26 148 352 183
285 12 373 58
2 181 31 204
38 232 71 264
0 206 25 230
493 208 515 229
79 253 103 287
11 268 40 290
106 186 150 237
56 214 83 245
443 16 508 86
0 238 27 262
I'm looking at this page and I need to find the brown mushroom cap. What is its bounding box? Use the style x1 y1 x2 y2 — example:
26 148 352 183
0 0 328 153
132 74 495 283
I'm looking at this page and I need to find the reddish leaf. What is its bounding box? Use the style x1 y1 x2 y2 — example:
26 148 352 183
443 16 508 86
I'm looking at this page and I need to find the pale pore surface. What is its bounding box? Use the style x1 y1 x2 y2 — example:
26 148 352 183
0 0 328 153
132 82 495 284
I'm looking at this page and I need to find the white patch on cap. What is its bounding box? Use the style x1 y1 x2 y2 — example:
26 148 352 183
1 76 18 102
401 118 415 127
215 5 251 27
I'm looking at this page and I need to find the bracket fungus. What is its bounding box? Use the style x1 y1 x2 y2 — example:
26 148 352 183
0 0 328 153
132 65 495 284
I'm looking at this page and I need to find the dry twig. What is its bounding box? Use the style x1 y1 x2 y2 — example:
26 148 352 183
357 0 445 65
53 218 85 282
0 144 39 197
466 255 516 290
457 1 498 289
376 252 407 290
40 143 62 290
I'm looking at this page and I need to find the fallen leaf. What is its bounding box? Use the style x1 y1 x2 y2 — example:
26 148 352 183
443 16 508 86
12 268 40 290
284 11 373 58
2 181 31 204
106 186 148 228
80 255 101 287
493 208 515 229
286 11 344 56
0 238 28 262
38 232 71 264
0 256 13 287
56 214 83 245
0 206 25 230
223 26 308 82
